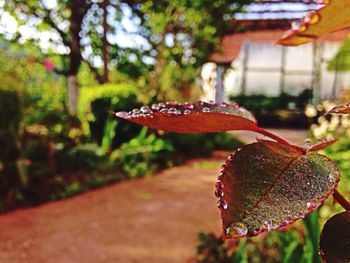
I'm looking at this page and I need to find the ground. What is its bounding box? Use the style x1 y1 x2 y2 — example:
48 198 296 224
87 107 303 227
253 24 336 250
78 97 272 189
0 129 307 263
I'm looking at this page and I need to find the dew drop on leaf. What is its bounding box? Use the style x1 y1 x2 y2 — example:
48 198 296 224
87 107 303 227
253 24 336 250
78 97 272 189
183 109 191 115
306 201 319 211
226 223 248 237
140 106 152 114
215 189 224 198
115 111 128 118
304 11 321 25
264 219 279 231
202 107 210 113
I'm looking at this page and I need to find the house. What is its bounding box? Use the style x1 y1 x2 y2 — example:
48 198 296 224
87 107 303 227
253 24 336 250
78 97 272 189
202 4 350 103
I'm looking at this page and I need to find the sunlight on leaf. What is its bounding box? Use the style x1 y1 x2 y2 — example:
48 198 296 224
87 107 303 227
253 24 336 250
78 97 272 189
320 211 350 262
217 141 339 239
278 0 350 46
114 101 258 133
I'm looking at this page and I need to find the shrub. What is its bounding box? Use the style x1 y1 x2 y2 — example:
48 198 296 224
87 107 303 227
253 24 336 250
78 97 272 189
164 132 242 159
0 87 24 196
111 127 174 177
78 83 143 149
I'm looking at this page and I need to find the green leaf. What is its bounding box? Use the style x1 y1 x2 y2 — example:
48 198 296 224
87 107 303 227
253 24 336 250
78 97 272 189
217 140 339 239
320 211 350 263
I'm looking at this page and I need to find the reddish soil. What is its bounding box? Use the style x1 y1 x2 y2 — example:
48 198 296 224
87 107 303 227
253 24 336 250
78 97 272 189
0 129 307 263
0 158 223 263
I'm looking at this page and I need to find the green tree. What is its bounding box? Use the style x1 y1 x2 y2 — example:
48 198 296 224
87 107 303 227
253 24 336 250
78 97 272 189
1 0 122 115
122 0 249 101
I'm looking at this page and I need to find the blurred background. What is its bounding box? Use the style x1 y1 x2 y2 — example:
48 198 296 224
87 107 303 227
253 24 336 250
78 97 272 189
0 0 350 262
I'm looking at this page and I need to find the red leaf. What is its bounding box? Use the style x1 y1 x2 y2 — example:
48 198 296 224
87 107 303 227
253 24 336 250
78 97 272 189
217 140 339 239
278 0 350 46
327 103 350 115
115 101 258 133
320 211 350 262
306 138 338 152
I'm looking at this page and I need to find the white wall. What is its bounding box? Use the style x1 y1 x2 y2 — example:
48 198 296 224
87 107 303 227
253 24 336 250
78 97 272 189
202 40 350 101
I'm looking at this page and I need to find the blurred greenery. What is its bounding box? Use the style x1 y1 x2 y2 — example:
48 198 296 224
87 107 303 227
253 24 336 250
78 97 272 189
328 36 350 72
230 90 312 127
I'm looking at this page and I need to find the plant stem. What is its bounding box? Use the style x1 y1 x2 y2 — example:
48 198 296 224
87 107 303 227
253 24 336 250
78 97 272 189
255 128 305 153
333 189 350 210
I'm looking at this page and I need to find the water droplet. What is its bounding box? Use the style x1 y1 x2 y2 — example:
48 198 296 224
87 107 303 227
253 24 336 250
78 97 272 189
183 109 191 115
220 164 228 171
160 108 169 113
228 154 234 161
158 103 165 108
215 189 224 198
304 11 320 25
222 201 228 209
326 172 335 184
202 107 210 113
140 106 152 114
217 172 224 181
151 104 159 110
291 21 302 31
115 111 128 118
264 219 279 231
168 107 178 114
304 138 313 147
225 223 248 237
132 109 140 113
215 182 223 189
307 201 318 210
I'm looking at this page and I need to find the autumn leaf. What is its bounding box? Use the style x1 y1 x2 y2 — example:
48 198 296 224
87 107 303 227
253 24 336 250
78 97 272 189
278 0 350 46
217 140 339 239
114 101 258 133
320 211 350 262
305 138 338 152
327 103 350 115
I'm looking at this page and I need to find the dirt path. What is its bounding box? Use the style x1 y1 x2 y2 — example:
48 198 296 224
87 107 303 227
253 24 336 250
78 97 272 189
0 159 223 263
0 129 307 263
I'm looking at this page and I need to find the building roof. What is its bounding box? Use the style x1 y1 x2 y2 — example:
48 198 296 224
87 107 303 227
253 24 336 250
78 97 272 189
210 28 350 64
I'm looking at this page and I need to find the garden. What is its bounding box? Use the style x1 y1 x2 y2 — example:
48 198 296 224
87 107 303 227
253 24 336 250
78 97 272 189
0 0 350 262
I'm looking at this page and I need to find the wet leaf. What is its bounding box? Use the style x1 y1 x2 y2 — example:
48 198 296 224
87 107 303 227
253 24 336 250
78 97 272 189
278 0 350 46
306 138 338 152
320 211 350 263
327 103 350 115
114 101 258 133
217 140 339 239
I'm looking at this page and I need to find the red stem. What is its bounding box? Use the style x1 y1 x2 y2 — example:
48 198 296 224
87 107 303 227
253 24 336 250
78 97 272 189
333 189 350 211
255 128 305 153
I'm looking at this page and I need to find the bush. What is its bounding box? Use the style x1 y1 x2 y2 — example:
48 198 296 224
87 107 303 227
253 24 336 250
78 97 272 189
0 87 24 196
111 128 174 177
196 212 321 263
229 91 312 128
164 132 242 160
78 83 143 149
